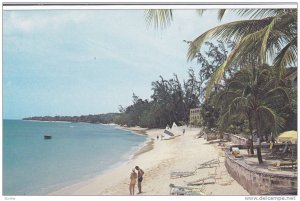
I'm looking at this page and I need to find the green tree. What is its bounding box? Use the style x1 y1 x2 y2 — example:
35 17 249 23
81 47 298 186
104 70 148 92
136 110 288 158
183 68 201 118
217 64 289 164
145 9 297 98
186 40 236 103
188 9 297 98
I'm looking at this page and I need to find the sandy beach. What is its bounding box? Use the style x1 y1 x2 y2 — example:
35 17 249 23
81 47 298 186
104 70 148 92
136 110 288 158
49 126 249 196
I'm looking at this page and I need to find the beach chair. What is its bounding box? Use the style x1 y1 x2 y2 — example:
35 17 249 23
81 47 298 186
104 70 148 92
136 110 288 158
266 143 295 160
196 158 220 170
231 147 242 158
215 170 228 180
218 175 234 186
208 167 218 176
186 176 216 186
272 160 297 169
169 184 205 195
170 171 196 179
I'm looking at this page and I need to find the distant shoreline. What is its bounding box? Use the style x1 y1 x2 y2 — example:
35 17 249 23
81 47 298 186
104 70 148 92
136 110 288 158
22 113 120 125
22 119 73 123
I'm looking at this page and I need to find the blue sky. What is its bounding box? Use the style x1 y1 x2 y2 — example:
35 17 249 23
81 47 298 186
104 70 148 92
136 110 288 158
3 9 245 119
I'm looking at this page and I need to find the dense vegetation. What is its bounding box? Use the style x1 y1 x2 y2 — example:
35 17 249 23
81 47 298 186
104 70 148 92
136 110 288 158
115 40 235 128
23 113 120 124
115 71 200 128
146 9 297 164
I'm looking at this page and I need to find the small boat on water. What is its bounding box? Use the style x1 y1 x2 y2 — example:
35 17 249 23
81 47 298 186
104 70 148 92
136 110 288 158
44 135 52 140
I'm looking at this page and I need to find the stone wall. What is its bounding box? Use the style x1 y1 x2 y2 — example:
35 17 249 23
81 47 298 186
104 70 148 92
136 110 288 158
224 133 247 145
204 132 219 141
204 132 247 144
222 133 231 141
225 149 297 195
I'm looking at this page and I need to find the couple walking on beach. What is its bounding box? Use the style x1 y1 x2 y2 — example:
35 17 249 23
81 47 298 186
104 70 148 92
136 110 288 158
129 166 144 195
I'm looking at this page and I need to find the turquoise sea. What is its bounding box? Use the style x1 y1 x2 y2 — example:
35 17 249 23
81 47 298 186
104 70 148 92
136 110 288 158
3 120 146 195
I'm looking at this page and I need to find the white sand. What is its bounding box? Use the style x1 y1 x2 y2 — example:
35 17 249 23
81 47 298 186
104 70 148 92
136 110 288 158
49 126 249 196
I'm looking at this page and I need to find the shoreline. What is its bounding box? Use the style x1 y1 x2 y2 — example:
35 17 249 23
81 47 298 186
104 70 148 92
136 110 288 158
49 126 249 196
116 125 149 135
133 139 154 159
116 125 155 159
47 125 155 195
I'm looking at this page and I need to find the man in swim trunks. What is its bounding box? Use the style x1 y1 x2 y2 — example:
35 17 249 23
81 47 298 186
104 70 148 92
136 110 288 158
135 166 144 194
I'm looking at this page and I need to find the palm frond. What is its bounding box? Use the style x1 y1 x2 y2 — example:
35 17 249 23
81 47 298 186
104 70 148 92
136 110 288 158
234 9 291 19
257 68 272 85
144 9 173 29
257 105 285 130
227 80 245 91
215 90 239 105
187 17 273 61
196 9 206 16
242 85 252 97
218 9 227 21
229 96 248 115
204 26 268 98
218 110 230 130
264 87 290 104
273 37 297 78
260 16 278 64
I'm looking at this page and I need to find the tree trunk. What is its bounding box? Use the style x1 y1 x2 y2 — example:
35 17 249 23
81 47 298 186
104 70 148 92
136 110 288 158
248 113 254 155
256 143 263 164
250 135 255 155
255 111 263 164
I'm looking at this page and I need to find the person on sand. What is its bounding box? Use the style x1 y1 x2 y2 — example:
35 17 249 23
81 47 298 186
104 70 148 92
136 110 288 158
135 166 144 194
129 169 137 195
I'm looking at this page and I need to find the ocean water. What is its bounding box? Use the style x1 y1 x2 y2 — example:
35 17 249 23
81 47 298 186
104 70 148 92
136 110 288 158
3 120 146 195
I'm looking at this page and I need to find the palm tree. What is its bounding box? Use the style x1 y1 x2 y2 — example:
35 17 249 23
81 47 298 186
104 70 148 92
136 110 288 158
145 9 297 98
216 64 289 164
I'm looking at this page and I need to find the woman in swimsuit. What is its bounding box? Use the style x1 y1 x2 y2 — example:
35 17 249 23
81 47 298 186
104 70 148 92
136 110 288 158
129 169 137 195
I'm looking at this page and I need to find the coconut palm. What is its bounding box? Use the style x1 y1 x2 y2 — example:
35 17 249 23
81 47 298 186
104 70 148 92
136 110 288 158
190 10 296 98
145 9 297 98
216 64 289 163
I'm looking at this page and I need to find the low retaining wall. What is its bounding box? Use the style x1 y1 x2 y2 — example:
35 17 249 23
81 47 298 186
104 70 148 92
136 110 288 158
225 150 297 195
223 133 247 145
204 132 218 141
204 132 248 144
